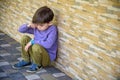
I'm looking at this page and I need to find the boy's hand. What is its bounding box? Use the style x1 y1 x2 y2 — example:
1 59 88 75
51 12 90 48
25 42 32 52
27 23 37 28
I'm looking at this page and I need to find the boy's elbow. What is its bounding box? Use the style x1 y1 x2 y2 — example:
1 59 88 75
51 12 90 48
18 29 23 33
18 29 21 32
18 24 28 33
18 29 25 33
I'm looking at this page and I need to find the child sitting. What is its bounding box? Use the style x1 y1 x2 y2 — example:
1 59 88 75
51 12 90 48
13 6 58 72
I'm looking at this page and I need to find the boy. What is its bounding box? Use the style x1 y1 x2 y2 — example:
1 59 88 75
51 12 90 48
13 6 58 72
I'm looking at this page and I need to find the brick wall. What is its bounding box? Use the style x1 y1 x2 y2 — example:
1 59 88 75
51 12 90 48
0 0 120 80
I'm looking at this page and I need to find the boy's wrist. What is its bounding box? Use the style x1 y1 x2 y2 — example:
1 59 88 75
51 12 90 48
30 39 34 45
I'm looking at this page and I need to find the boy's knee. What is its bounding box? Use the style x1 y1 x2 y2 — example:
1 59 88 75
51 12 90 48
32 44 42 53
21 35 31 43
21 35 30 40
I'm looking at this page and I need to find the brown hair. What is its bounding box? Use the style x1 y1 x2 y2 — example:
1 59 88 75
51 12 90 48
32 6 54 24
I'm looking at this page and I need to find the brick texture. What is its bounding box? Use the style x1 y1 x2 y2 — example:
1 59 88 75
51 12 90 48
0 0 120 80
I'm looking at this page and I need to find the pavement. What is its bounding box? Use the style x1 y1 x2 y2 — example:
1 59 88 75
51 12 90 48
0 31 73 80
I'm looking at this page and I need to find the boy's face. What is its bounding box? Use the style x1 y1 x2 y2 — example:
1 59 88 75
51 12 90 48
36 23 50 31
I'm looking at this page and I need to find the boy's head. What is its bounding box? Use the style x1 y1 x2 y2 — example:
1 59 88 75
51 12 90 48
32 6 54 24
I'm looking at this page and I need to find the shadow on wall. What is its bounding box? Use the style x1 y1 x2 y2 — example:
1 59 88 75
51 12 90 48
53 8 60 27
49 8 60 62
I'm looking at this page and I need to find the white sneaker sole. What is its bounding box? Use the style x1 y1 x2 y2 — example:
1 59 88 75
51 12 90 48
26 67 42 73
12 65 21 69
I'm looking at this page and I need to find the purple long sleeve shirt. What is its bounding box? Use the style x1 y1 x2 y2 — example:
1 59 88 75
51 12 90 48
19 24 58 61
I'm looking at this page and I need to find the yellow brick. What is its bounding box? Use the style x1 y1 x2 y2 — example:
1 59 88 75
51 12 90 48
110 0 120 7
107 19 120 27
58 0 74 5
69 63 83 75
82 32 99 43
99 52 120 65
81 3 107 13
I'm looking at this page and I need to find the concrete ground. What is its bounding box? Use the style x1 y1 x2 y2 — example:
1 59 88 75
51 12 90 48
0 31 73 80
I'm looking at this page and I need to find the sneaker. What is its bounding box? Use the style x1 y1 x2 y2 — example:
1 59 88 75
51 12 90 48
26 63 42 73
12 60 31 69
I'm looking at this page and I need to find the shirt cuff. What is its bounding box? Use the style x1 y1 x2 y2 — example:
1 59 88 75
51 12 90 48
30 39 34 45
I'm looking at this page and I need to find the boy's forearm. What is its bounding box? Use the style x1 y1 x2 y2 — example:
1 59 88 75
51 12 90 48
18 24 29 33
28 41 32 46
18 23 34 34
24 41 32 52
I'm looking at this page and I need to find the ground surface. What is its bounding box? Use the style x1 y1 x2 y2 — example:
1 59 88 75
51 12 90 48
0 31 72 80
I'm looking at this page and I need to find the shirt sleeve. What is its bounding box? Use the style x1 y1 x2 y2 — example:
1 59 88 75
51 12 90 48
35 27 57 49
30 39 34 45
18 24 34 34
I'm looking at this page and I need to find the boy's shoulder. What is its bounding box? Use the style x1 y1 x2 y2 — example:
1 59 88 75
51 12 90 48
49 25 57 30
